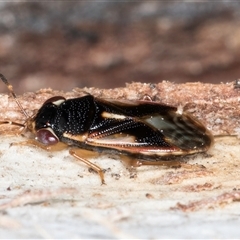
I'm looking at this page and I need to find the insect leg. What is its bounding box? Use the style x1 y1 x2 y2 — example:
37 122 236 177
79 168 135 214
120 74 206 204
120 155 182 168
0 121 25 127
120 155 206 175
11 139 68 151
69 148 105 185
0 121 26 135
141 94 153 101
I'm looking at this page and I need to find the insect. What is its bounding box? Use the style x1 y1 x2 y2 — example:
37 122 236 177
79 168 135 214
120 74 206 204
0 73 213 184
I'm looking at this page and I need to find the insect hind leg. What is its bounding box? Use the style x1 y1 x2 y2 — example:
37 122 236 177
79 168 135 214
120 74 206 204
120 155 204 177
120 155 182 168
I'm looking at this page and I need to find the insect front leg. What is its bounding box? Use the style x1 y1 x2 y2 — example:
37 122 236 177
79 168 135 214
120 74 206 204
11 139 68 151
0 120 26 135
69 148 105 185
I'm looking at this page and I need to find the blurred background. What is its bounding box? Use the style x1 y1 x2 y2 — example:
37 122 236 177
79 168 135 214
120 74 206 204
0 1 240 93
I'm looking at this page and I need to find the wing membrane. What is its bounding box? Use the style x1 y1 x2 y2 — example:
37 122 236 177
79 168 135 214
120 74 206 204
78 98 211 156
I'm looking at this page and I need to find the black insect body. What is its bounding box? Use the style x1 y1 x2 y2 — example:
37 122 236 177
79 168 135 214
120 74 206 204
0 73 213 183
35 95 212 156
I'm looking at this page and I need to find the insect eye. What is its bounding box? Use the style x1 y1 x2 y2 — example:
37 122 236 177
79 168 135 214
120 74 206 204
36 128 59 145
43 96 66 106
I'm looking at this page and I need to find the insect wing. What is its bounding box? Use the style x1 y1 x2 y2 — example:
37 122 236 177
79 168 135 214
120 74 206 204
141 111 212 152
86 98 212 157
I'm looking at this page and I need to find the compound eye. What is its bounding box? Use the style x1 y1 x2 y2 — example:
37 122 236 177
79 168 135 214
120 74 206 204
36 128 59 145
43 96 66 106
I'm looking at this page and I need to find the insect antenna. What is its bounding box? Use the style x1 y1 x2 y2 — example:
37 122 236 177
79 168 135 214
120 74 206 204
0 73 29 119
